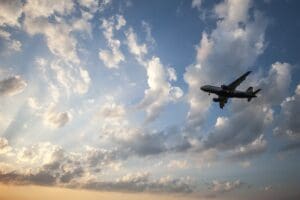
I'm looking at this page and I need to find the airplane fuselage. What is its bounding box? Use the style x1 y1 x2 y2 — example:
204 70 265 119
200 85 256 98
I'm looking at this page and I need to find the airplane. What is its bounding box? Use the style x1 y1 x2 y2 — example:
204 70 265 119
200 71 261 109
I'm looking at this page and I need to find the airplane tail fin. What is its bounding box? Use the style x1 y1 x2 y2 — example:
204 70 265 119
247 88 261 102
246 87 253 93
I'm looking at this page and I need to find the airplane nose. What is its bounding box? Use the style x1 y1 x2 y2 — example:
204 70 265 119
200 86 205 91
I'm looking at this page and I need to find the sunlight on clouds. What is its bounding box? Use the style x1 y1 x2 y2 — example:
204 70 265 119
138 56 183 122
99 15 126 68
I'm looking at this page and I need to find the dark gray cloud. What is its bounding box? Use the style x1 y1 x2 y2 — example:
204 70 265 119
117 127 193 157
278 141 300 153
202 104 270 151
0 76 27 96
227 134 267 161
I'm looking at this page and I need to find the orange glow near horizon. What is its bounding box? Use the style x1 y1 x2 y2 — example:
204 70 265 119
0 184 201 200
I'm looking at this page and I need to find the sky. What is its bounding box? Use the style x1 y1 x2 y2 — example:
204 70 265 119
0 0 299 199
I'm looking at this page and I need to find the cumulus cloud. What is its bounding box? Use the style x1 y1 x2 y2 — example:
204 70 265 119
124 26 183 123
44 110 70 128
21 0 90 64
0 0 23 27
138 57 183 122
0 76 27 96
186 59 293 160
0 137 12 154
200 104 272 151
23 0 74 19
184 0 268 132
274 84 300 140
259 62 291 105
99 15 126 69
228 134 267 161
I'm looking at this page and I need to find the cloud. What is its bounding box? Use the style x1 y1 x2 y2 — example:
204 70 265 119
24 18 80 64
138 57 183 122
125 27 148 59
1 142 84 186
84 146 118 169
0 138 194 193
167 160 188 169
24 0 74 19
209 179 242 194
83 172 193 193
0 76 27 96
0 0 23 27
0 137 12 154
0 29 22 53
184 0 268 132
50 60 91 95
191 0 203 10
124 26 183 123
189 60 292 160
228 134 267 161
97 99 189 157
99 15 126 69
200 104 272 151
274 84 300 140
259 62 291 105
44 110 70 128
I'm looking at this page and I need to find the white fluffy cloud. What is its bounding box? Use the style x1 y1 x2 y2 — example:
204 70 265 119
99 15 126 69
22 0 99 64
23 0 74 19
44 109 70 128
138 57 183 122
125 27 148 59
259 62 291 105
0 137 12 154
0 0 23 27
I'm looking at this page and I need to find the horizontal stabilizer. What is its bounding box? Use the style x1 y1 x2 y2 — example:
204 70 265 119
254 89 261 94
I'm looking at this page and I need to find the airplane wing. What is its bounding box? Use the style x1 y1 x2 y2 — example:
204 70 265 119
226 71 251 91
218 96 228 109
